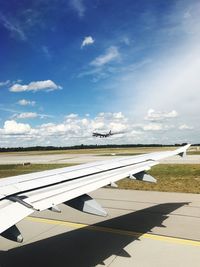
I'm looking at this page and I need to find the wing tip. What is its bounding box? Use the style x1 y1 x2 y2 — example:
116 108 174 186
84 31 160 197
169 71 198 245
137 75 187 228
177 143 191 158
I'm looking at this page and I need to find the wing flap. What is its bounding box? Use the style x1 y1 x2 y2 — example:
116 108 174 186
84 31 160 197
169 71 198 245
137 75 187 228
0 144 191 236
17 160 156 211
0 199 33 234
0 145 190 200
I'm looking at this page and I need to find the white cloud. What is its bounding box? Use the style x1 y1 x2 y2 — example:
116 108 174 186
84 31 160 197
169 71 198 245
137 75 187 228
113 112 125 119
81 118 89 126
91 120 104 130
2 120 32 135
13 112 38 119
0 80 10 87
0 112 129 146
65 113 78 119
10 80 62 92
11 112 53 120
81 36 94 48
39 121 81 136
109 122 127 132
18 99 36 106
90 46 120 67
0 111 196 147
145 109 178 121
91 112 128 134
164 110 178 118
70 0 86 17
143 123 163 131
179 124 193 130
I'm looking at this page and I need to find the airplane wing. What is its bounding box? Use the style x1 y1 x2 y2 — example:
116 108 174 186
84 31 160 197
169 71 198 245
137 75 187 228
0 144 190 242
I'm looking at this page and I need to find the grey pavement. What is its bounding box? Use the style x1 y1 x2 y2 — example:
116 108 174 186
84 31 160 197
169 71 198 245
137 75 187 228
0 188 200 267
0 152 200 164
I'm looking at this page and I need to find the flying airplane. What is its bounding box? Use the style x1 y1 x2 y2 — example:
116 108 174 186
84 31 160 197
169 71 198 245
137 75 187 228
0 144 190 243
93 130 120 138
93 130 112 138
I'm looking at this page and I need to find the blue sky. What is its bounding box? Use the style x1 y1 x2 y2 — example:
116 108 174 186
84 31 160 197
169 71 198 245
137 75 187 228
0 0 200 146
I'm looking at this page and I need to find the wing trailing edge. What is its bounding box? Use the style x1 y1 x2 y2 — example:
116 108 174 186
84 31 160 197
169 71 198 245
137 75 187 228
0 144 191 241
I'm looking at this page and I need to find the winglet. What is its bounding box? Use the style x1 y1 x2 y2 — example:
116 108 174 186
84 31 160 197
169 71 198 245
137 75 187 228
176 144 191 158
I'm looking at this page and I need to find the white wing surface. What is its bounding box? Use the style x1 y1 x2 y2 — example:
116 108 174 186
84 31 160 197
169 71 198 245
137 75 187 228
0 144 190 242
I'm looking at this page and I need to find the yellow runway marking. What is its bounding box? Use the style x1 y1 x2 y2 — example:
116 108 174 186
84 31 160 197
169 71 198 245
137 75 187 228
27 216 200 247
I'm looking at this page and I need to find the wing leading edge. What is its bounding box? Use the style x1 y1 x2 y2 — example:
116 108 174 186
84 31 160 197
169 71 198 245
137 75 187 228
0 144 190 241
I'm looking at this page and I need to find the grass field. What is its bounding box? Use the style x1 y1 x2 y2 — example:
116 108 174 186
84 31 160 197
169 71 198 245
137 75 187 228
0 164 73 178
117 164 200 194
0 163 199 194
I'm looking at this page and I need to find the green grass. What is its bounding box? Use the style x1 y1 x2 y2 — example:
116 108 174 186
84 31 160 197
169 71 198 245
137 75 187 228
117 164 200 193
0 163 199 194
188 151 200 155
0 164 74 178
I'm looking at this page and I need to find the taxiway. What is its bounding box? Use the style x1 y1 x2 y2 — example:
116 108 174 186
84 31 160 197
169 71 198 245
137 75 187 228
0 152 200 164
0 188 199 267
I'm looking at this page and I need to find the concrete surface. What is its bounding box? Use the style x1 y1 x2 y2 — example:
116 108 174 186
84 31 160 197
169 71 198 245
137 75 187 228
0 188 200 267
0 152 199 164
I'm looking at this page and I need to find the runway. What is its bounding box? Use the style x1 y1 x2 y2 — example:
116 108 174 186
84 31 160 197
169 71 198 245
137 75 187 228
0 152 200 164
0 188 200 267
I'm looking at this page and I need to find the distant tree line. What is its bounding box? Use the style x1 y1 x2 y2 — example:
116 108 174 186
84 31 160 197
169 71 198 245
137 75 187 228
0 143 194 152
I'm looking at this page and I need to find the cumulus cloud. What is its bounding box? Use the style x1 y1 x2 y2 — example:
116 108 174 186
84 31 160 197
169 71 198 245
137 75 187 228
81 36 94 48
0 111 196 147
40 123 70 135
18 99 36 106
90 46 120 67
10 80 62 92
145 109 178 122
90 112 128 134
0 112 131 146
113 112 125 119
1 120 32 135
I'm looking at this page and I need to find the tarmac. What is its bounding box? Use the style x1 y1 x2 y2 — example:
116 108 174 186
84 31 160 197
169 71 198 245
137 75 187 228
0 152 200 164
0 151 200 266
0 188 200 267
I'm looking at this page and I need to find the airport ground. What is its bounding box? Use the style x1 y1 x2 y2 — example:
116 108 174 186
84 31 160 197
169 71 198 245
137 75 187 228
0 146 200 165
0 188 200 267
0 147 200 193
0 148 200 266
